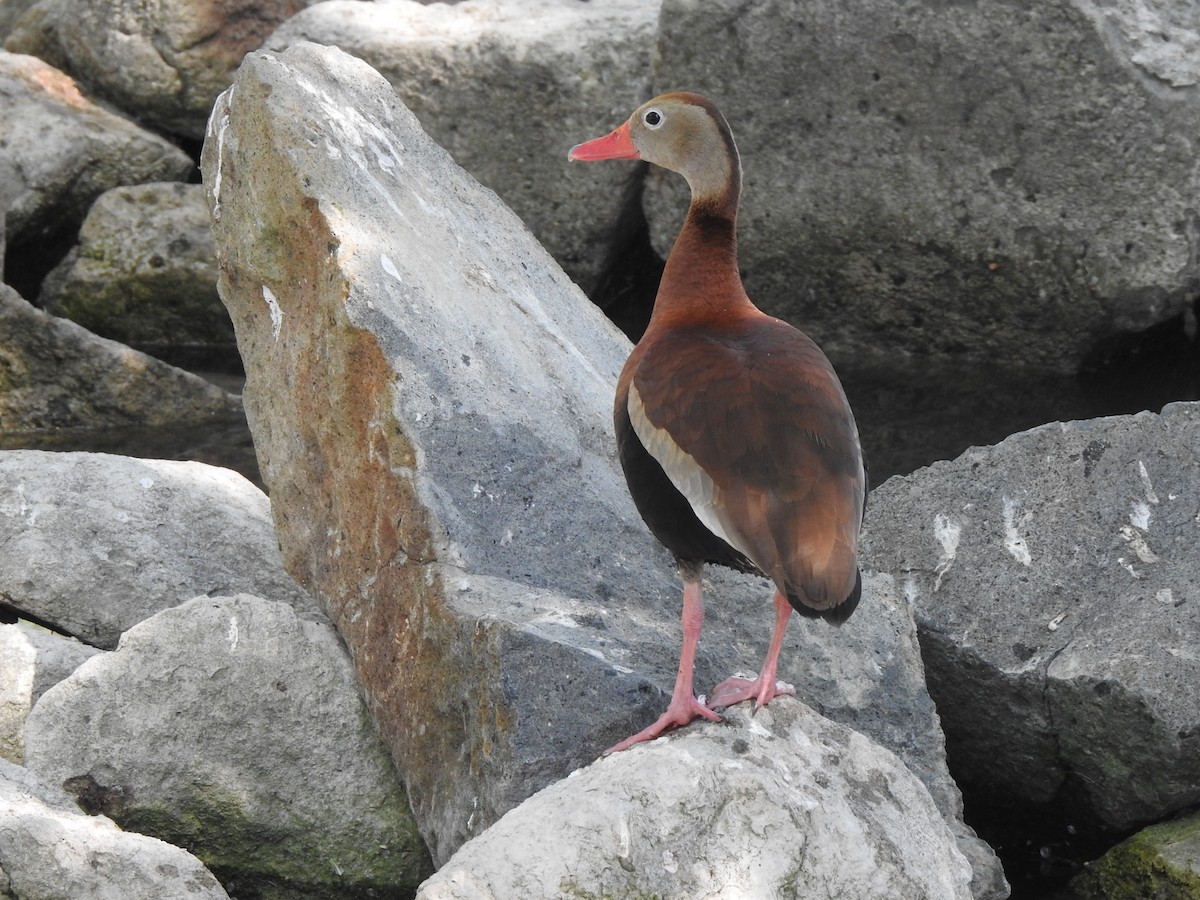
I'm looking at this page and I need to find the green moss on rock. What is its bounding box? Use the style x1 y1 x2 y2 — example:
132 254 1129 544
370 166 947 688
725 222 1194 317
1068 812 1200 900
121 782 431 900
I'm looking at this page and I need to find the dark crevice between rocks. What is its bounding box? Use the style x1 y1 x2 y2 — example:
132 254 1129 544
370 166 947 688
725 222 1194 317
0 600 103 649
176 136 206 183
3 226 79 305
1078 295 1200 416
957 771 1137 900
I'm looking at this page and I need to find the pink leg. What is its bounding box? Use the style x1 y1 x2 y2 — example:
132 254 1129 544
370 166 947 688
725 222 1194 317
707 591 796 710
607 578 721 753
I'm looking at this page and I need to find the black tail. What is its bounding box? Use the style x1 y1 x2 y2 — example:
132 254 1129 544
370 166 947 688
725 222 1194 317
788 568 862 626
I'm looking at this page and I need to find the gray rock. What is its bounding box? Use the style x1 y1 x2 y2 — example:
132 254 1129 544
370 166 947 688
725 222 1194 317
0 0 38 38
0 50 192 248
202 42 1003 894
0 757 230 900
645 0 1200 373
418 700 974 900
0 450 316 648
4 0 321 138
0 621 99 762
39 182 232 354
0 284 241 433
862 402 1200 837
266 0 659 295
22 593 433 898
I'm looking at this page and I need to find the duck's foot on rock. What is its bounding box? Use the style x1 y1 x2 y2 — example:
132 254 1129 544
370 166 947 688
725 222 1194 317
707 674 795 711
606 693 721 754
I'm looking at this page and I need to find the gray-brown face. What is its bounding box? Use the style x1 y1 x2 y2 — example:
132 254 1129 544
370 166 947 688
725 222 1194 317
626 94 736 201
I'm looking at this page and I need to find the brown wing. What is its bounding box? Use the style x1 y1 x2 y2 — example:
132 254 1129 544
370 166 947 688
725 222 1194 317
629 314 864 611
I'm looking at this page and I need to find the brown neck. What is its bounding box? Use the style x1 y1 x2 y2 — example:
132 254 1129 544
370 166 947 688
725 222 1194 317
651 187 752 325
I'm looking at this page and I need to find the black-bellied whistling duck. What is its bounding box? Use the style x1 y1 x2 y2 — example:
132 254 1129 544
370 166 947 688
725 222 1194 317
569 92 866 754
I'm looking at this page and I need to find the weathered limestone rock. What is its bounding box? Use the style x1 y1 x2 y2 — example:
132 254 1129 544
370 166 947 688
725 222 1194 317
39 182 232 354
0 621 98 762
646 0 1200 373
417 701 974 900
202 42 1004 895
0 50 192 248
0 758 230 900
0 0 38 38
0 285 240 433
0 450 315 648
4 0 319 138
23 593 433 898
1066 810 1200 900
266 0 659 295
862 402 1200 844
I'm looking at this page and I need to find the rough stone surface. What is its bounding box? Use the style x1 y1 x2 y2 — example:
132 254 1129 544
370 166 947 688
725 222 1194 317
645 0 1200 373
40 182 231 354
0 757 230 900
4 0 319 138
0 0 38 37
0 621 99 762
1066 810 1200 900
202 42 1003 895
0 284 241 433
23 593 433 898
862 402 1200 842
0 450 316 648
417 700 974 900
267 0 660 296
0 50 192 248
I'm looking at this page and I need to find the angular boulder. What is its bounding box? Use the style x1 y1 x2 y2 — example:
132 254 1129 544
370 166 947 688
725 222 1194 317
417 701 974 900
39 182 232 356
266 0 660 295
5 0 319 138
0 621 99 762
0 758 230 900
0 450 314 648
646 0 1200 373
0 285 240 433
862 403 1200 844
202 41 1004 895
22 593 433 898
0 50 192 253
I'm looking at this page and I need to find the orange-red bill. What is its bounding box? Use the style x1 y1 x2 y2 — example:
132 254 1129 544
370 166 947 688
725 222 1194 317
568 122 640 161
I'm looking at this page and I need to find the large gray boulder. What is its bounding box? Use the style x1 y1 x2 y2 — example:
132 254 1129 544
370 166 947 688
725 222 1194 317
266 0 660 295
4 0 320 138
0 285 240 433
39 182 232 355
417 700 974 900
0 621 99 762
0 758 230 900
645 0 1200 373
0 450 315 648
0 50 192 249
202 42 1004 895
22 593 433 898
862 402 1200 844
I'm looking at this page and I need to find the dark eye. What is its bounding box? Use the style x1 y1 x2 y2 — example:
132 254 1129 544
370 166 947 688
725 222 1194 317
644 108 663 128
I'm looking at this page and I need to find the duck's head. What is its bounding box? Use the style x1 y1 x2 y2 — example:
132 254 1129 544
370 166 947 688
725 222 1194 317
569 92 739 205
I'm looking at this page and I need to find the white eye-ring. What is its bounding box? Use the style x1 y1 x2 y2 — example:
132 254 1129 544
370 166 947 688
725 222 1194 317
643 107 664 129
